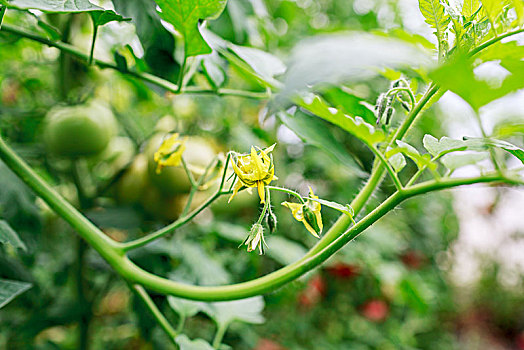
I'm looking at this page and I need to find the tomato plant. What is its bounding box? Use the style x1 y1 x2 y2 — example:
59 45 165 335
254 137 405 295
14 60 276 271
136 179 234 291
1 0 524 349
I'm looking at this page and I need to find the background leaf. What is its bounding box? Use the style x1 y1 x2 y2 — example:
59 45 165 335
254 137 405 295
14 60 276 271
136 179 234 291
277 110 366 177
202 296 265 328
175 334 214 350
279 32 431 100
0 278 31 309
168 296 205 319
0 220 26 251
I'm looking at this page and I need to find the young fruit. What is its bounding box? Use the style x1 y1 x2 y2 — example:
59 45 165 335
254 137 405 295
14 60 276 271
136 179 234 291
145 134 216 195
115 154 149 205
43 101 117 157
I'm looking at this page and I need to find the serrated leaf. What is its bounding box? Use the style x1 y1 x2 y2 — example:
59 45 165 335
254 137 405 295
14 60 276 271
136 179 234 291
0 220 26 251
419 0 451 43
297 94 385 146
168 296 205 319
440 152 488 171
277 110 366 177
423 134 468 157
389 152 407 173
462 0 481 18
279 33 431 99
154 0 227 57
175 334 214 350
0 278 31 309
202 296 265 328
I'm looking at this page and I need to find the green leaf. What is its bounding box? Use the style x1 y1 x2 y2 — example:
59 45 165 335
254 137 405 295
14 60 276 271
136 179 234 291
0 278 31 309
173 241 231 286
480 0 505 26
465 137 524 165
202 296 265 328
265 236 307 266
305 197 355 218
277 110 366 177
321 86 376 124
440 152 488 171
90 10 130 27
225 44 285 88
513 0 524 26
2 0 129 25
462 0 482 18
418 0 451 43
1 0 101 12
154 0 228 57
280 33 430 99
168 296 205 319
201 53 226 89
386 140 434 169
423 134 468 157
429 55 524 110
175 334 214 350
297 94 385 146
0 220 26 251
388 152 407 173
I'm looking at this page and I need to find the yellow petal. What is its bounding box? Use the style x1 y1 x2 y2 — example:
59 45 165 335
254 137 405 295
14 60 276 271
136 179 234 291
228 181 244 203
257 181 265 203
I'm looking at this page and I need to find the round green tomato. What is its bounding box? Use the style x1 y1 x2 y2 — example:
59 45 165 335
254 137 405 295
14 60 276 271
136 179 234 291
115 154 149 205
43 101 117 157
146 134 216 195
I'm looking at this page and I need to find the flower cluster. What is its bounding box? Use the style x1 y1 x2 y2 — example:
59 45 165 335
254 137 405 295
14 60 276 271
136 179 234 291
229 144 277 204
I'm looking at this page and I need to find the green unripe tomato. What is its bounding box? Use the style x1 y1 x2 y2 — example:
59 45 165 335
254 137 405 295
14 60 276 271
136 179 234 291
145 134 216 195
115 154 149 205
43 101 117 157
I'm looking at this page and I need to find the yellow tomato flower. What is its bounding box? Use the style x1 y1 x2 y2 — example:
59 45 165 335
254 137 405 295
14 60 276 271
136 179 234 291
242 223 267 255
229 144 277 204
154 133 187 174
282 187 323 238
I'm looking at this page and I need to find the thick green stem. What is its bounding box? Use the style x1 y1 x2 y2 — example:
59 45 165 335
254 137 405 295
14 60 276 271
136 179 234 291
0 134 520 301
0 24 269 100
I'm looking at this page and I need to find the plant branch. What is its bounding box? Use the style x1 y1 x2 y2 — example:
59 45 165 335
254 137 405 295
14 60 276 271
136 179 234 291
130 284 177 344
0 133 521 302
0 24 270 100
267 186 305 204
370 145 404 191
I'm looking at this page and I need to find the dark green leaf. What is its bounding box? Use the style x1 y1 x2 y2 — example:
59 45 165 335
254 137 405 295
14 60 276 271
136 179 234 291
297 94 385 146
154 0 228 57
0 278 31 309
0 220 26 251
277 111 366 177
